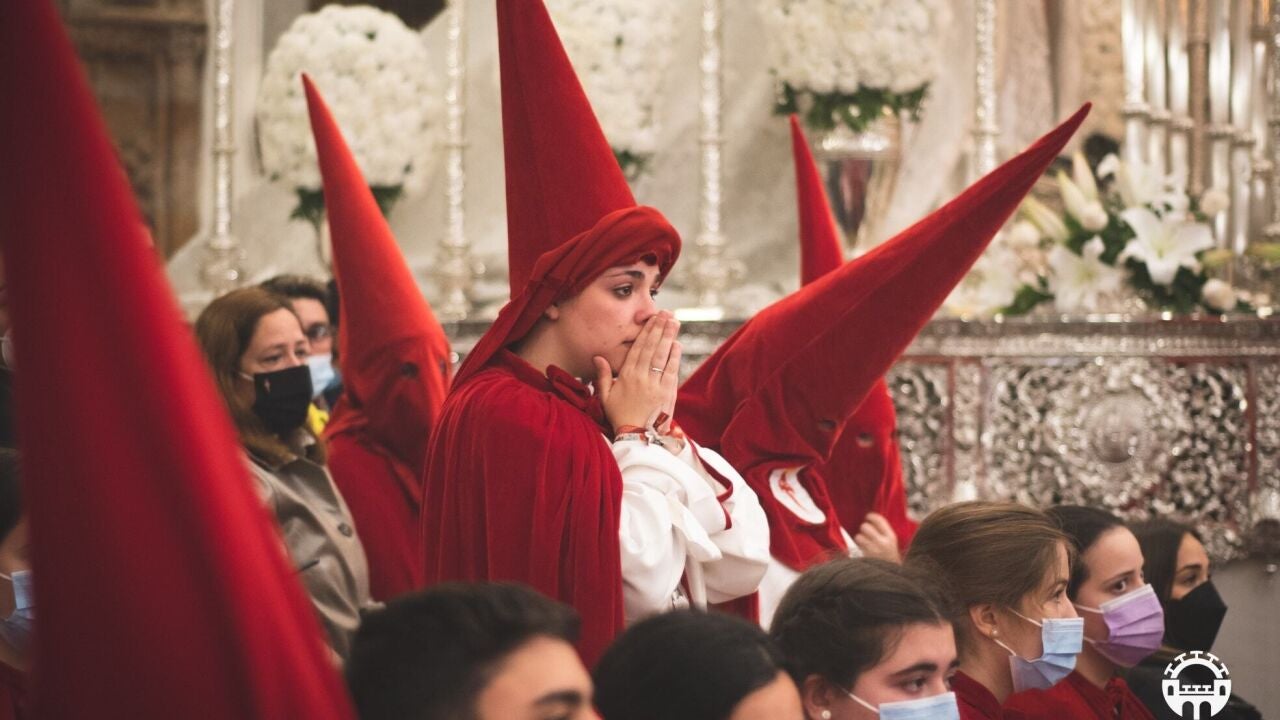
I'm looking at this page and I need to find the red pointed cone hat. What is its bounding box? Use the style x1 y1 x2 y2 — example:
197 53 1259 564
304 76 451 474
454 0 680 385
679 104 1091 468
792 116 846 284
0 3 354 717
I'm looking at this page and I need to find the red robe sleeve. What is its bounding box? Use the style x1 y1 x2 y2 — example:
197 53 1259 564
326 431 424 601
421 365 624 667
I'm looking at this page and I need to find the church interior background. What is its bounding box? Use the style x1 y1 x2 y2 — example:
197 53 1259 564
56 0 1279 713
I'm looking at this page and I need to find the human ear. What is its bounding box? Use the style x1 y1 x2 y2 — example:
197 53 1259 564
802 675 838 720
969 603 1001 641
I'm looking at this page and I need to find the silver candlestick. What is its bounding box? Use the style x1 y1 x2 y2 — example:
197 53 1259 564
199 0 244 297
971 0 998 180
433 0 477 321
686 0 740 313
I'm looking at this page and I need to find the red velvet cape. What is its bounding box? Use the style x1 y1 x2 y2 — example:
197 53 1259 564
422 350 624 666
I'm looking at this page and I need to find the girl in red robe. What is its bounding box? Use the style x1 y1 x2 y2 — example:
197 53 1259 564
905 503 1083 720
1004 507 1159 720
419 0 770 666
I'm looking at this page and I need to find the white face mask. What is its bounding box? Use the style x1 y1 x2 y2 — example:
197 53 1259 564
842 687 962 720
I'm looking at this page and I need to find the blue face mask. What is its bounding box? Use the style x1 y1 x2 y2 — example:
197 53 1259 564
993 611 1083 693
0 570 34 653
305 354 336 400
844 689 961 719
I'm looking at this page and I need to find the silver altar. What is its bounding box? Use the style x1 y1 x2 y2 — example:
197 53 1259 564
444 316 1280 562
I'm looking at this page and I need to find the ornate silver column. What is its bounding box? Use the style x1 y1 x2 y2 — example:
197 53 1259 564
199 0 244 297
1207 0 1234 244
1189 0 1210 196
1123 0 1151 169
1168 0 1193 189
1230 0 1256 259
686 0 738 314
433 0 476 321
1249 0 1273 242
1266 0 1280 241
971 0 998 179
1145 0 1170 178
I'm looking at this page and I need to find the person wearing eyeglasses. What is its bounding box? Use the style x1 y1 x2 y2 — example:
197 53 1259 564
261 274 340 435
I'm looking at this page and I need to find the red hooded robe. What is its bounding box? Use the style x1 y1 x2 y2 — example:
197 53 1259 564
420 0 680 666
0 3 355 716
305 76 452 601
677 107 1090 581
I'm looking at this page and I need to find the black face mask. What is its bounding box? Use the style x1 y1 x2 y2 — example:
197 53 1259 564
247 365 312 436
1164 580 1228 652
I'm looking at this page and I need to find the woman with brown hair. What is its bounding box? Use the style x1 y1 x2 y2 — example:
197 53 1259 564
904 502 1082 720
195 286 371 661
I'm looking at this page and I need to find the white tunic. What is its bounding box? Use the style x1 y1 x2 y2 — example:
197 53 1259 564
610 435 771 624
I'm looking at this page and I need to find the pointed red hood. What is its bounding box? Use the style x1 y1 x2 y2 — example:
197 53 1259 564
453 0 680 386
678 104 1091 467
0 3 354 716
793 116 846 284
303 75 451 477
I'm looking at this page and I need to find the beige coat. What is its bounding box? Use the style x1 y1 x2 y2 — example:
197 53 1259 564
247 449 372 661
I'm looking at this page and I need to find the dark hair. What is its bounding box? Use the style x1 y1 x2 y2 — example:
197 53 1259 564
260 274 329 307
0 449 20 544
594 610 788 720
1046 506 1125 600
770 558 951 689
345 582 579 720
1129 518 1199 606
325 278 341 329
904 501 1070 655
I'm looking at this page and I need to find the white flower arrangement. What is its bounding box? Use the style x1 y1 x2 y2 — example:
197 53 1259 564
952 152 1246 317
760 0 947 132
546 0 680 179
256 5 439 226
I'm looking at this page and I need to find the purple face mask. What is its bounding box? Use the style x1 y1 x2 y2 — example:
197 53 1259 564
1075 583 1165 667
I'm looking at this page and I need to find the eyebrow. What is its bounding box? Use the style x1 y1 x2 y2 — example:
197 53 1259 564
533 690 585 706
1177 562 1205 573
890 662 940 677
605 270 646 280
1102 569 1138 584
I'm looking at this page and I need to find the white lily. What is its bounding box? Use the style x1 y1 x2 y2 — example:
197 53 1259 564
1072 152 1099 200
1021 196 1070 243
1048 236 1126 312
1119 207 1215 285
946 243 1022 316
1057 170 1109 231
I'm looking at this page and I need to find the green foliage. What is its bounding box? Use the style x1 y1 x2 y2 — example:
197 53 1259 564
1002 280 1054 316
614 148 650 183
774 82 928 133
289 184 404 230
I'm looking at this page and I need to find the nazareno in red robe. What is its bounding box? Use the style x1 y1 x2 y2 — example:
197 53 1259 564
420 0 682 667
303 77 451 601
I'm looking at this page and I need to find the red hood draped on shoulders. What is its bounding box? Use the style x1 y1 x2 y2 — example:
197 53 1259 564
422 0 680 666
